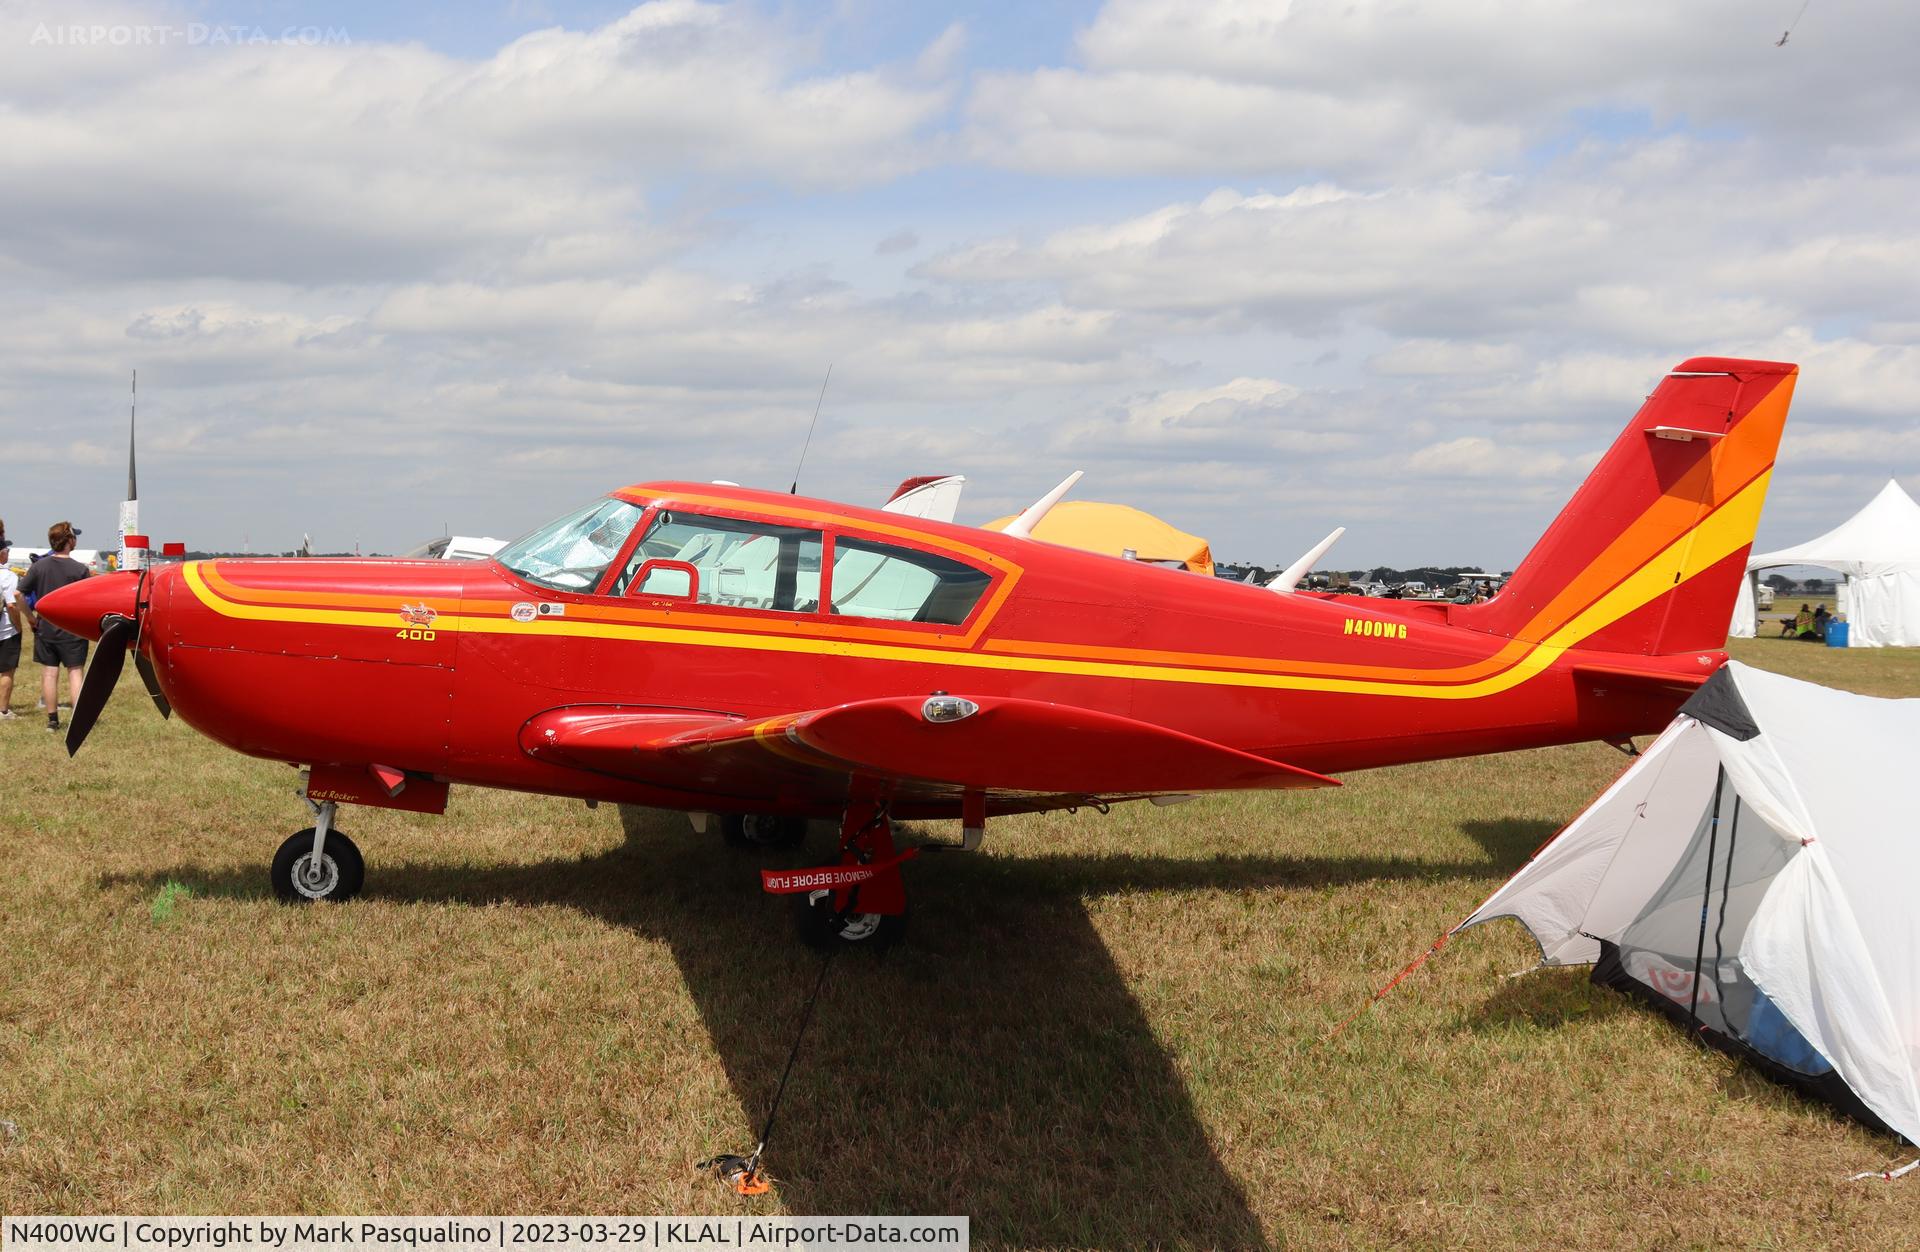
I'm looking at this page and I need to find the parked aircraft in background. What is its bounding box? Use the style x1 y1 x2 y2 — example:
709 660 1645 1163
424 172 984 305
880 475 965 523
403 535 509 561
41 357 1797 951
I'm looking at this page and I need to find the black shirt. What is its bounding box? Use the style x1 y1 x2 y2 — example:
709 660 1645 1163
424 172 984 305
21 554 90 643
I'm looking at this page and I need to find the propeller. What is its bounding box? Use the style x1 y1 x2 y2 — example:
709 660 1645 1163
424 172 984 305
135 653 172 719
67 614 135 756
63 563 170 756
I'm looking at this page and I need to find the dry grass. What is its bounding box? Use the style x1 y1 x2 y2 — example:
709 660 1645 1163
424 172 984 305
2 634 1918 1248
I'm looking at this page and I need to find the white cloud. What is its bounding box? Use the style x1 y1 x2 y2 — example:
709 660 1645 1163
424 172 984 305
1405 435 1565 480
967 0 1920 182
0 0 953 285
2 0 1916 568
1368 340 1525 377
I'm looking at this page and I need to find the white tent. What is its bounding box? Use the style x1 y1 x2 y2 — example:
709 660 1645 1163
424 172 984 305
1731 573 1760 638
1457 662 1920 1144
1732 479 1920 646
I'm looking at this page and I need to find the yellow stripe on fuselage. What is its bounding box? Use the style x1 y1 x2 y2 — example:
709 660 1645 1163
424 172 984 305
177 468 1766 701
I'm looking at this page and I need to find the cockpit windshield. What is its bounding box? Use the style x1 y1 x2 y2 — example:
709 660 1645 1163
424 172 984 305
494 497 643 592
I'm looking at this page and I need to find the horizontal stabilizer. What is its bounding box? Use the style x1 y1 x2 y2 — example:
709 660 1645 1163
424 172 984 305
1570 662 1713 699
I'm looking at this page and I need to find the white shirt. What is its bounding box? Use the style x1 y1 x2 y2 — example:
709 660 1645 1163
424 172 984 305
0 567 18 641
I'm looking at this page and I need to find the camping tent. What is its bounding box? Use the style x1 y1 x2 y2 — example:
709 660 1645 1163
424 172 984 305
1731 479 1920 646
1456 662 1920 1143
983 501 1214 575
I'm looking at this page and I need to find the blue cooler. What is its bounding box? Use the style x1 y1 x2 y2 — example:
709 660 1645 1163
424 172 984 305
1826 620 1850 647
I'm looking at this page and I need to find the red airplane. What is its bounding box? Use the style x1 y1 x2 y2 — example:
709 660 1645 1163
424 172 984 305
41 356 1797 947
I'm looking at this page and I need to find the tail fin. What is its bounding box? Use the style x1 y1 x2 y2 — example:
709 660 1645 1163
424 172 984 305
1456 357 1797 656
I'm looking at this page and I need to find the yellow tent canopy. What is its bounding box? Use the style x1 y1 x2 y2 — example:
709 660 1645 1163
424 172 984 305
984 500 1214 576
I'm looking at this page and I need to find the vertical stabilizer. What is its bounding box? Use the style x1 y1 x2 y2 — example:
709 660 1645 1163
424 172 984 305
1454 358 1797 656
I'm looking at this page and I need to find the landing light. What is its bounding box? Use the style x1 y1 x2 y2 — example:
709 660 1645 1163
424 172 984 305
922 695 979 723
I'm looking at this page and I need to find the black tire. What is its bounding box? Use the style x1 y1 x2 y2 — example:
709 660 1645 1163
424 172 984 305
798 890 906 950
271 828 365 903
721 813 808 850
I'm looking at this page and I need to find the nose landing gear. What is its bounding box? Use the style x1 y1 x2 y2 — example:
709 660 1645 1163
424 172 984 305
270 798 365 903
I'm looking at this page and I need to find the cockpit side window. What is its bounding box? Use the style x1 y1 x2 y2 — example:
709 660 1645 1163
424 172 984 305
616 510 825 612
494 497 644 593
829 536 991 625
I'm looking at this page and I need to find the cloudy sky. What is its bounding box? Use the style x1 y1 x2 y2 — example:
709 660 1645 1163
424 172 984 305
2 0 1915 565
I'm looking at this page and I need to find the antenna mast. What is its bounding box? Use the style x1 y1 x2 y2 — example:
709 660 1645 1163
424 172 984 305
119 368 143 570
789 364 833 495
128 368 138 499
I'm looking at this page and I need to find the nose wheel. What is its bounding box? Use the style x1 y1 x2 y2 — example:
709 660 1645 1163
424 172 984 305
271 828 364 902
800 889 906 949
271 799 365 903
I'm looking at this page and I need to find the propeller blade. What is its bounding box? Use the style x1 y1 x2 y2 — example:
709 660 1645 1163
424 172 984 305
134 652 172 719
66 615 134 756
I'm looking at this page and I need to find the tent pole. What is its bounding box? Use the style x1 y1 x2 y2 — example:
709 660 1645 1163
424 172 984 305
1688 765 1726 1034
1713 795 1742 984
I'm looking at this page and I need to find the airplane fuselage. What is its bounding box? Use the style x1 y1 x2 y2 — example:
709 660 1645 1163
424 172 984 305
75 478 1723 820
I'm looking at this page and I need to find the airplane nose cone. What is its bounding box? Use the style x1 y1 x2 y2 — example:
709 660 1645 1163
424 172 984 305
37 570 141 640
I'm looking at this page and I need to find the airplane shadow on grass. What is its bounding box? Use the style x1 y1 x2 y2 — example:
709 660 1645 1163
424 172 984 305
1459 817 1561 872
110 812 1520 1249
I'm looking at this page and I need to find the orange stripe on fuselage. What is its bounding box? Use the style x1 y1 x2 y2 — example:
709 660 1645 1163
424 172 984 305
200 564 467 614
186 376 1787 698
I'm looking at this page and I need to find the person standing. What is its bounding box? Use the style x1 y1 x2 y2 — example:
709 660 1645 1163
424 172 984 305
0 524 22 720
20 521 91 732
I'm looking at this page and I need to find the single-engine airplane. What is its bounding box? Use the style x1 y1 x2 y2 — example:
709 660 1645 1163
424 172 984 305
41 357 1797 947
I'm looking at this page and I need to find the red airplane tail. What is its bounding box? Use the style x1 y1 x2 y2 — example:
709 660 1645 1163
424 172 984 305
1454 357 1797 657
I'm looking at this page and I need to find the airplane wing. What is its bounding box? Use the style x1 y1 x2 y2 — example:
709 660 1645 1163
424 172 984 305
520 695 1336 813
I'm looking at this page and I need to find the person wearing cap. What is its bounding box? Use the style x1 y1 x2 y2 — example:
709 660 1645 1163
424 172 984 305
0 522 22 719
20 521 91 732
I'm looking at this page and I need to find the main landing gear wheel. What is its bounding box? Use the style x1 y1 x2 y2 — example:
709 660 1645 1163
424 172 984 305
271 828 365 903
722 813 808 850
799 890 906 950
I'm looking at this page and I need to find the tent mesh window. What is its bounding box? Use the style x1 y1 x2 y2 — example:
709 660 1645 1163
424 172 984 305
1590 769 1898 1138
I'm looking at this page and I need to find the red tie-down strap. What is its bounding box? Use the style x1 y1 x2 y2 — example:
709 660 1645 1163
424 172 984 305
760 847 920 895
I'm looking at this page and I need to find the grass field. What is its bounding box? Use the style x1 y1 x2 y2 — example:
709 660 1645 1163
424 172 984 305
3 634 1918 1248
